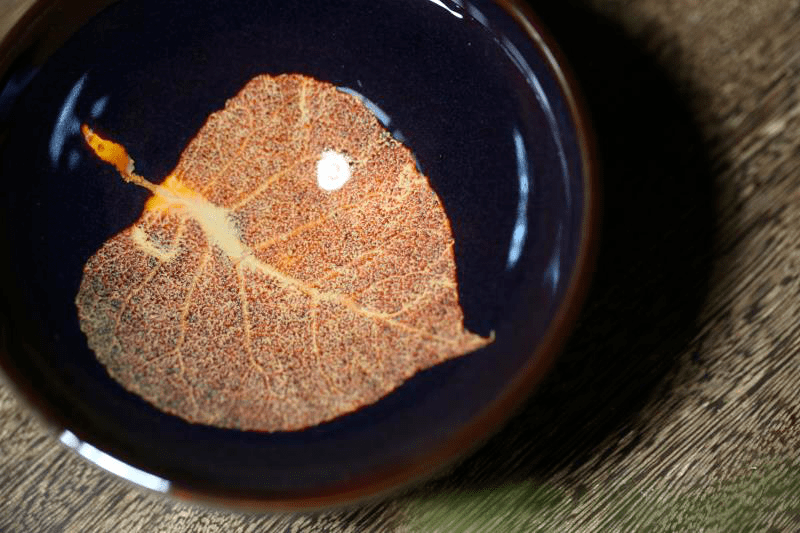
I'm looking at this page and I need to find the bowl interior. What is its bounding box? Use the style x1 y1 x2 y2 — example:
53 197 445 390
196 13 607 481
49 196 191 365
0 0 590 505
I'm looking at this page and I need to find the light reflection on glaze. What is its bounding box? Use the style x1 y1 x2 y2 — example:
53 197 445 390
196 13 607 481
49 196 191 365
465 3 490 28
59 430 170 493
458 6 573 278
426 0 464 19
544 225 562 293
49 74 110 170
337 86 421 171
337 86 392 128
67 150 81 170
0 67 38 118
506 127 529 269
49 74 86 168
91 95 110 118
498 36 572 210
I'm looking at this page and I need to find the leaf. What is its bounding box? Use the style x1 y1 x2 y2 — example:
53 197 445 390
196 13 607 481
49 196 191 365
76 73 492 432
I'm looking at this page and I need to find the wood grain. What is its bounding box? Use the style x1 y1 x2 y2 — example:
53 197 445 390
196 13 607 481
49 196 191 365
2 0 800 530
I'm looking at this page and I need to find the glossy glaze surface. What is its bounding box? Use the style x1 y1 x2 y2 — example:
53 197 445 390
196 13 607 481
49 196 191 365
0 0 595 506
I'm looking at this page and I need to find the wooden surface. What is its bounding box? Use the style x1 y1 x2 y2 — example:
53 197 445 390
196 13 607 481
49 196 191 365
3 0 800 530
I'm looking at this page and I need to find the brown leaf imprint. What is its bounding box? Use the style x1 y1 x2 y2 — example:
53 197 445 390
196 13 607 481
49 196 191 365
76 73 492 431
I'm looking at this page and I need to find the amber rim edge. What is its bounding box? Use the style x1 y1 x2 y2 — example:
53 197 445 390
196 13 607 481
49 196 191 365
0 0 601 512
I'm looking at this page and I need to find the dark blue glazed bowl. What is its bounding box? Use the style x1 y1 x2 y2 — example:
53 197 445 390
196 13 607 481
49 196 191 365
0 0 597 509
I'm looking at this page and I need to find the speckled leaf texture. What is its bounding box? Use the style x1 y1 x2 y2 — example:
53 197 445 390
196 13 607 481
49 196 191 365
75 73 490 432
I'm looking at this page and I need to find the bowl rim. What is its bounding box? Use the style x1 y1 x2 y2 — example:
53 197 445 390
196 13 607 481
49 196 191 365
0 0 600 511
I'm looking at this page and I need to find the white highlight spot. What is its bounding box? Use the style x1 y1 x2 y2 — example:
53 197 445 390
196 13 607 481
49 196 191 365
316 150 352 191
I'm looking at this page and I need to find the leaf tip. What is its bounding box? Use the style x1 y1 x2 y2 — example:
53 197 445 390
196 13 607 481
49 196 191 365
81 123 133 176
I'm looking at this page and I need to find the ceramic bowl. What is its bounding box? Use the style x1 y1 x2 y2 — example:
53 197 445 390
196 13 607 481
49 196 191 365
0 0 597 509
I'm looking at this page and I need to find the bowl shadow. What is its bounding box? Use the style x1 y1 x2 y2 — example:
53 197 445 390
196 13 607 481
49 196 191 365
406 0 716 494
